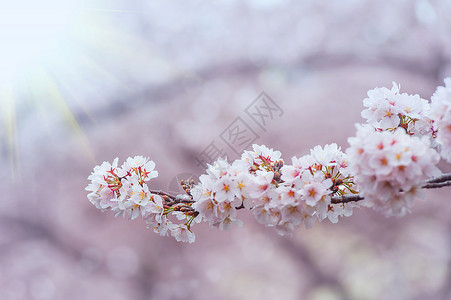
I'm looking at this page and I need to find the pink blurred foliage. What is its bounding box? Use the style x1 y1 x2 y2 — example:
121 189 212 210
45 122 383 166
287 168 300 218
1 1 451 299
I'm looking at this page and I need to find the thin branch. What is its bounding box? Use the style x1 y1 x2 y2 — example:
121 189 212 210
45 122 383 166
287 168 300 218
422 181 451 189
149 190 177 201
331 172 451 204
425 174 451 184
149 190 196 209
331 194 364 204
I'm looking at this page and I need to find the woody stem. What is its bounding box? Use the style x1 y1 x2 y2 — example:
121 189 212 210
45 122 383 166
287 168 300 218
149 190 195 207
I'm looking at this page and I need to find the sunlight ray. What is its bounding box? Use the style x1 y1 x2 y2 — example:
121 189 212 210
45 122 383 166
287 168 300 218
28 66 95 163
0 81 21 180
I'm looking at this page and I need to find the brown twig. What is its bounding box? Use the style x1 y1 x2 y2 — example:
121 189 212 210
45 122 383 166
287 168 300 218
425 173 451 184
149 189 196 209
150 190 177 201
422 181 451 189
331 194 364 204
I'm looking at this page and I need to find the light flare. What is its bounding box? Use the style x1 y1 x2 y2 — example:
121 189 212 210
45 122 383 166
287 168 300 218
0 1 79 81
0 1 189 180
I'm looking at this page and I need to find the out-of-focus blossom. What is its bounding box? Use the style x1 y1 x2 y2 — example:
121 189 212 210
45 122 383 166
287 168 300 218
430 77 451 162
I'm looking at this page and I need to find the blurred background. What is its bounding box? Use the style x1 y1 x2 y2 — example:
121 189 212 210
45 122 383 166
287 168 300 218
1 0 451 299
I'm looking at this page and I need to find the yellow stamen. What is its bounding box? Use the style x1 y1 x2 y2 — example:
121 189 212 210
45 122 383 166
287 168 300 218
309 189 316 197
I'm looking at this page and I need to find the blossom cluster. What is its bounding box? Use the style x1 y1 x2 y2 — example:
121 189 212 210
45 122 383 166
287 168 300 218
361 82 434 136
86 77 451 243
347 125 440 216
86 156 196 243
192 144 357 236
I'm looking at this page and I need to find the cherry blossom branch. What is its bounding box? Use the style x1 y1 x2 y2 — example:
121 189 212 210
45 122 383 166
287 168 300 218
331 172 451 204
86 77 451 243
